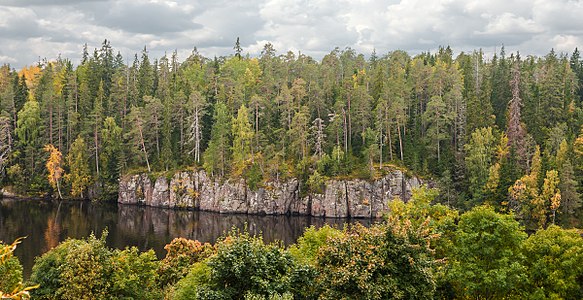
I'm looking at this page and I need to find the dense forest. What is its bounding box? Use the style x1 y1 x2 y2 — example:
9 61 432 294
1 40 583 228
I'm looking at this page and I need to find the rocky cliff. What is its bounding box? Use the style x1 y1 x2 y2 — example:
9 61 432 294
118 169 422 218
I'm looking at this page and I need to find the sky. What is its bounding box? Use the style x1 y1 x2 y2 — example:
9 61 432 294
0 0 582 69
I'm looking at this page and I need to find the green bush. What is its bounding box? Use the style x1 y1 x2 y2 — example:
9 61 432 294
315 223 436 300
173 229 296 299
1 238 38 299
445 206 527 299
522 225 583 299
172 262 213 300
1 239 32 299
30 231 161 300
0 244 23 295
243 291 294 300
111 247 162 300
288 225 341 265
29 238 84 300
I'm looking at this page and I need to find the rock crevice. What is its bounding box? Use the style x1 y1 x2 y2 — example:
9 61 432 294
118 169 422 218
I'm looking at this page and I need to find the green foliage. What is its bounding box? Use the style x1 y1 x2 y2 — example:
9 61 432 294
387 187 458 253
111 247 162 300
231 104 254 176
288 225 342 265
522 225 583 299
464 127 497 202
172 262 214 300
446 206 527 299
204 229 295 299
0 240 24 297
173 228 296 299
243 291 293 300
244 162 263 190
315 222 436 300
204 101 231 177
0 238 37 300
65 136 92 198
306 170 326 194
30 231 161 300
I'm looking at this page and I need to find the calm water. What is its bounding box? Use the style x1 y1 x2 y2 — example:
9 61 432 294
0 198 372 277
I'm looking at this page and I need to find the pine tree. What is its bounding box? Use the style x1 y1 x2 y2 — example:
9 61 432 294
423 95 453 163
203 102 231 177
66 136 91 198
138 46 154 99
231 104 254 175
100 117 122 185
0 115 12 180
288 106 310 161
234 37 242 60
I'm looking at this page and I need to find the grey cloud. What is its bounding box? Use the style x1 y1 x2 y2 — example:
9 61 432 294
1 0 582 69
0 0 106 6
89 1 202 34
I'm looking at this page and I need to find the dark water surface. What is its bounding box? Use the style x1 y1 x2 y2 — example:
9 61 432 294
0 198 372 277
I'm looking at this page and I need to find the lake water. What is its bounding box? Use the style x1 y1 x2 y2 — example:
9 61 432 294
0 198 373 277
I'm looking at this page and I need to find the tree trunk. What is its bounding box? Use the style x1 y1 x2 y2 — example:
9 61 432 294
56 179 63 200
49 101 53 145
398 124 404 161
94 125 99 177
137 116 151 172
379 125 383 169
343 108 348 153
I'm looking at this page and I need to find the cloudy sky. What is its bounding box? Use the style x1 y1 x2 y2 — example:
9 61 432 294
0 0 582 69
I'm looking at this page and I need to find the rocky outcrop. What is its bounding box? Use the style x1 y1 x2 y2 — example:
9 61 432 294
118 169 423 218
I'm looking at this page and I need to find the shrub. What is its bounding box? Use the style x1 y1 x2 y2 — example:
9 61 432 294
0 242 23 294
315 223 436 300
30 231 161 300
445 206 527 299
1 238 37 299
111 247 162 300
288 225 341 265
158 237 215 287
171 262 213 300
522 225 583 299
173 229 296 299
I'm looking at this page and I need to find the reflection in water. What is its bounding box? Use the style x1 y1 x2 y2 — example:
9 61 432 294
44 202 62 251
0 198 373 278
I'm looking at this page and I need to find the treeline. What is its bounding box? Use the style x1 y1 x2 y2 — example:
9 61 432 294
1 40 583 225
2 189 583 299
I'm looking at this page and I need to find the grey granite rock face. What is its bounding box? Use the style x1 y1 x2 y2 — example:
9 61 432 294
118 169 424 218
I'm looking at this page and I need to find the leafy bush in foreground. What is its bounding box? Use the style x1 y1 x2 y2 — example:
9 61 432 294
0 241 24 295
29 231 161 300
445 206 527 299
158 237 215 288
173 229 296 299
315 222 436 300
0 238 37 299
522 225 583 299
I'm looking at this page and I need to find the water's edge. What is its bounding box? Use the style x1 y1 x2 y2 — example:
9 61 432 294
0 198 372 278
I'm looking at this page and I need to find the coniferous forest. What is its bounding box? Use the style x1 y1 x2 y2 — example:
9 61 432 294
1 40 583 299
2 41 583 227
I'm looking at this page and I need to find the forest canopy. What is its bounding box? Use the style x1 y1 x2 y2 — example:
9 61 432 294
0 41 582 227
